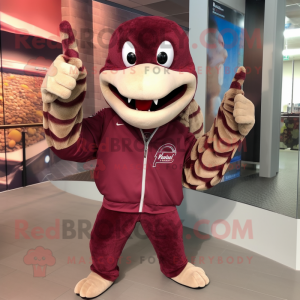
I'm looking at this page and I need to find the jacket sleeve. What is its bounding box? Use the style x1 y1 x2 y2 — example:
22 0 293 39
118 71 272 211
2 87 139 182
49 110 107 162
183 67 254 190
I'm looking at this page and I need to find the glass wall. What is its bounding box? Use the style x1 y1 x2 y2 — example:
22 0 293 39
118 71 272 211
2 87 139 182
205 55 299 219
204 24 299 220
0 8 88 191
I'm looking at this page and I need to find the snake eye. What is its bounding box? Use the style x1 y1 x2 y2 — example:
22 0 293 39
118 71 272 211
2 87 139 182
156 41 174 68
157 52 168 65
127 52 136 65
122 41 136 67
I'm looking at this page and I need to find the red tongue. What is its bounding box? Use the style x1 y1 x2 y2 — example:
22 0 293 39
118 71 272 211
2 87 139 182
135 100 153 111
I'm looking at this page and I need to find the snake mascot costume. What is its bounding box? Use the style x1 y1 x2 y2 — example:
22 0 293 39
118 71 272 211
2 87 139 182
41 17 255 299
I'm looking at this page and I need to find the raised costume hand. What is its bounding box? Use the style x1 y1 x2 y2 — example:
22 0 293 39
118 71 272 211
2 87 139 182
41 21 87 150
184 67 255 191
231 67 255 136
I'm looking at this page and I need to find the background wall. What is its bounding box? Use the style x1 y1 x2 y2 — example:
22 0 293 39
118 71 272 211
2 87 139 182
282 60 300 112
295 61 300 107
295 61 300 105
0 0 61 38
282 61 294 112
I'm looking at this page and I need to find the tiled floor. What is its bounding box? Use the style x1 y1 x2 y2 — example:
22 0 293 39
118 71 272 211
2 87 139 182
0 182 299 300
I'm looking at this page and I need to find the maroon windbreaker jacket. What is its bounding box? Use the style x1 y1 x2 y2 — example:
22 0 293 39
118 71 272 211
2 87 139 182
51 108 197 214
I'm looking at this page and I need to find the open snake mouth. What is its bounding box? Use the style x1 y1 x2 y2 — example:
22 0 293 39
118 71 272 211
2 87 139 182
109 84 188 112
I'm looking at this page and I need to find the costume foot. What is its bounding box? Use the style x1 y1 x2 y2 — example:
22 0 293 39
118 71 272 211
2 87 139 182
171 262 210 289
74 272 114 299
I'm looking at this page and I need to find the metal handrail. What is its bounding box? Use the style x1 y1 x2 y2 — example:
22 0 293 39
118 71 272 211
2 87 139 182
0 123 43 130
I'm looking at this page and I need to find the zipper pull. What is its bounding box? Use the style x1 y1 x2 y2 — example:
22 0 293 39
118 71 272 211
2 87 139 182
144 145 148 158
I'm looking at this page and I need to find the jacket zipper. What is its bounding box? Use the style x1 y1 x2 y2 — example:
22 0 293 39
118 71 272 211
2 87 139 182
139 128 159 213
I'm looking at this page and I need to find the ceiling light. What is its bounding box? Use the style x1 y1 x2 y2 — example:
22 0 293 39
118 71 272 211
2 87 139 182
284 28 300 38
282 49 300 56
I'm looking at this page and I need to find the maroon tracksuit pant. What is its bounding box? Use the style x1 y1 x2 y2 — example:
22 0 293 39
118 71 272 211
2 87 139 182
90 206 188 281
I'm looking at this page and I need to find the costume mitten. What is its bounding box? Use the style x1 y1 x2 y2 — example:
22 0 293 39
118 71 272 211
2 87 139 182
184 66 255 190
233 93 255 136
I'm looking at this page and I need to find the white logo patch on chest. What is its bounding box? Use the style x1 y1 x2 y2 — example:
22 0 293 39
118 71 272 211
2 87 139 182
153 143 177 167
